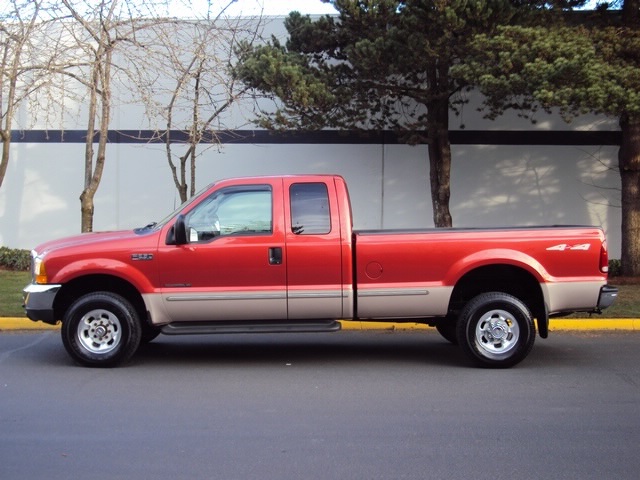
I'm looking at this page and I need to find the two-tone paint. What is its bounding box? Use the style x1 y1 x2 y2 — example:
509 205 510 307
24 174 614 333
354 226 610 320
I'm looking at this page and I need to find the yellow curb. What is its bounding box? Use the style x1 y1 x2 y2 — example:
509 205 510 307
0 317 60 331
1 317 638 332
548 318 639 331
339 319 640 331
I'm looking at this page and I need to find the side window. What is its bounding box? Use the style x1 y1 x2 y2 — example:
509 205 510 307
290 183 331 235
186 186 272 242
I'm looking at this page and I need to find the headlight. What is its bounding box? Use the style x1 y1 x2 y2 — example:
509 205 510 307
32 252 48 284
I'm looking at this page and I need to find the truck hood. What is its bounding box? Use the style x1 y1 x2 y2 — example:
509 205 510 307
34 229 153 256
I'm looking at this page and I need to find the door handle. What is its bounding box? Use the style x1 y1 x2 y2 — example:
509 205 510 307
269 247 282 265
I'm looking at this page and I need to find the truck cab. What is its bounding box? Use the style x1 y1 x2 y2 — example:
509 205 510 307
152 175 353 325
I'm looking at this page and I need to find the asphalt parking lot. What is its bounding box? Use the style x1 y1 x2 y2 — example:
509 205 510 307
1 329 639 480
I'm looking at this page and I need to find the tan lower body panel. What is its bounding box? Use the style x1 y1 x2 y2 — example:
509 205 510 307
356 286 453 319
143 282 604 325
288 288 351 319
143 288 351 325
143 291 286 325
542 281 604 314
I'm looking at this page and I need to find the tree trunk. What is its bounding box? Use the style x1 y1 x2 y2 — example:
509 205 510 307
190 145 196 198
623 0 639 27
80 46 112 233
427 96 453 228
79 190 94 233
0 133 9 189
619 113 640 276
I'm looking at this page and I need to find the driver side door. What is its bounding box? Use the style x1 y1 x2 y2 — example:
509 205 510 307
157 180 287 322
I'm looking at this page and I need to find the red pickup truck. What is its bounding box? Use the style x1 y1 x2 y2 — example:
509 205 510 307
23 175 617 368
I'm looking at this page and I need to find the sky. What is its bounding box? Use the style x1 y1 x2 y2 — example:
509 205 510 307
172 1 609 18
225 1 338 16
170 0 339 17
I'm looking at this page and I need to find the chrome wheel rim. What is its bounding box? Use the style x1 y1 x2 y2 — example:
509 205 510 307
76 309 122 355
474 309 519 359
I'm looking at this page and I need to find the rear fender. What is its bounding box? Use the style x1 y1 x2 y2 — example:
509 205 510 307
444 249 549 286
446 250 549 339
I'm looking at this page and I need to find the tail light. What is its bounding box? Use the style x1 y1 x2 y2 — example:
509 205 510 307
600 241 609 274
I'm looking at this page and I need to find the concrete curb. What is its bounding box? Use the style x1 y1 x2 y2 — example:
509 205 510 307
1 317 638 332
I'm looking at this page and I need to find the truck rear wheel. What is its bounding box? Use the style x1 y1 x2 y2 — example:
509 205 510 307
61 292 142 367
457 292 535 368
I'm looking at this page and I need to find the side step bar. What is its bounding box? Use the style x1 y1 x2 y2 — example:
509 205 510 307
161 319 342 336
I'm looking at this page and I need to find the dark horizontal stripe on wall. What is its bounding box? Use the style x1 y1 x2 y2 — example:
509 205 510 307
10 129 621 146
449 130 621 146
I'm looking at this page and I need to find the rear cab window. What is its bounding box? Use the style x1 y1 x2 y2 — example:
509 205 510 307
290 183 331 235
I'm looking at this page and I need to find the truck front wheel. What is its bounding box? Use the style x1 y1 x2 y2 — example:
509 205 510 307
457 292 535 368
61 292 142 367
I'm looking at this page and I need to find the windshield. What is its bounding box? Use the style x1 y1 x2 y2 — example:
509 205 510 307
135 183 214 234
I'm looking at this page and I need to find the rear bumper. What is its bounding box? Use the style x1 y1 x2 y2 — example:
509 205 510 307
23 283 61 325
598 285 618 310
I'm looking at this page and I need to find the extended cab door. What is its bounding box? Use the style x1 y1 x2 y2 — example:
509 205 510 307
283 178 346 319
157 179 287 322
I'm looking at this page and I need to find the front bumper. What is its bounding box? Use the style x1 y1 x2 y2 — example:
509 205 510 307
598 284 619 310
23 283 62 325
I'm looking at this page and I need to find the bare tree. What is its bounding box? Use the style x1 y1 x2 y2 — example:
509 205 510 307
2 0 263 231
0 0 45 189
58 0 171 232
136 4 263 202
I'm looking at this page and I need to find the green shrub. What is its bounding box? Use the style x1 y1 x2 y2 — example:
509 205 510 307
0 247 31 271
609 259 622 277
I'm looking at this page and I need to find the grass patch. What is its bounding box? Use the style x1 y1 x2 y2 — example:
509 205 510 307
564 284 639 318
0 270 639 318
0 270 31 317
593 283 640 319
569 276 640 319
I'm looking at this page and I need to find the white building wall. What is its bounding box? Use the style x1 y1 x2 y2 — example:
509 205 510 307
0 17 622 257
1 138 621 256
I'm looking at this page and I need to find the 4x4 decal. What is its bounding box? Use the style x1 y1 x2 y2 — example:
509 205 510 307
546 243 591 251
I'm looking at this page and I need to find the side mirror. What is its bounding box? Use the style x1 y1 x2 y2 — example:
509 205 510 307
168 214 188 245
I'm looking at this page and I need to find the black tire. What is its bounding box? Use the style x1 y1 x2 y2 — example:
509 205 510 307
456 292 535 368
61 292 142 367
435 317 458 345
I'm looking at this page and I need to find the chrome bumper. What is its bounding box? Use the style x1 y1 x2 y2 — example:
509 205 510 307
598 285 618 310
23 283 62 325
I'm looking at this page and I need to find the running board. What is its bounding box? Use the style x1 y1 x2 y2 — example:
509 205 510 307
161 320 342 336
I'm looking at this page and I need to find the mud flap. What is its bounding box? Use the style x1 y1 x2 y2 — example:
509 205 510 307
537 304 549 339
